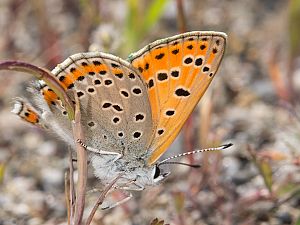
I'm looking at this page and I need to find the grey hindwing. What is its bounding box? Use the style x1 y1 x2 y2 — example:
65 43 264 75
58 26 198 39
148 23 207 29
48 52 155 156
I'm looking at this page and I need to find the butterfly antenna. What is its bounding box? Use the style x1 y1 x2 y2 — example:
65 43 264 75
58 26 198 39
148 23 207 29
157 143 233 166
158 161 201 168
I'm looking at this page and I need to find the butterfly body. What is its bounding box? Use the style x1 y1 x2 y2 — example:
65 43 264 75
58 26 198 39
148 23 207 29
13 31 227 193
91 154 167 190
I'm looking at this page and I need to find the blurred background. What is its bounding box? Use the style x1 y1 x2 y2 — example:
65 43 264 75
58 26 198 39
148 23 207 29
0 0 300 224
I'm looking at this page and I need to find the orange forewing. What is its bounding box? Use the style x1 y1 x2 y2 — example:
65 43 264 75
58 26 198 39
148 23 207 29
129 32 226 165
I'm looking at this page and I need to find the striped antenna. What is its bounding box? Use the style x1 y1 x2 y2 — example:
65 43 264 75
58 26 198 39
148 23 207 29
157 143 233 166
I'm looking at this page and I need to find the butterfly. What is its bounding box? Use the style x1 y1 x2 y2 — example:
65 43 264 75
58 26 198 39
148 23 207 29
12 31 227 208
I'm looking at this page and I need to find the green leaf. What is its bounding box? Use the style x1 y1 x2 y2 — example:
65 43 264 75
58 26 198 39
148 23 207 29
246 146 273 193
296 216 300 225
174 191 185 213
259 159 273 193
289 0 300 57
142 0 168 33
0 163 5 183
124 0 169 54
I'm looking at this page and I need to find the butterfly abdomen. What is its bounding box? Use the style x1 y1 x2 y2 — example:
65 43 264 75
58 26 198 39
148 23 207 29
11 98 43 127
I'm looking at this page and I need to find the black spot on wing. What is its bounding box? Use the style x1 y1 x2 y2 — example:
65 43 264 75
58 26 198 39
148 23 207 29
175 88 190 97
94 79 101 85
87 87 95 93
195 58 203 66
203 66 210 72
129 73 135 79
148 79 154 88
157 129 164 135
104 79 113 86
115 73 123 79
113 104 123 112
112 117 120 124
102 102 112 108
172 49 179 55
187 45 193 50
111 63 119 68
68 83 74 89
93 61 101 66
77 76 85 81
135 113 145 121
184 57 193 65
120 90 129 98
133 131 142 139
165 110 175 116
132 87 142 95
99 70 107 75
77 91 84 98
155 53 165 60
157 72 168 81
88 121 95 127
200 44 206 50
171 70 179 78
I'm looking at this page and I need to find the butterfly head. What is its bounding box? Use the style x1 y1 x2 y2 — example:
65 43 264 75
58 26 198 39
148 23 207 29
151 164 170 184
123 163 170 188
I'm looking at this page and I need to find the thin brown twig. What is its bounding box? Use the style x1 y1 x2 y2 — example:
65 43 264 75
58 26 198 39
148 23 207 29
65 171 71 225
85 174 123 225
267 47 290 103
176 0 187 33
68 148 76 223
72 95 88 225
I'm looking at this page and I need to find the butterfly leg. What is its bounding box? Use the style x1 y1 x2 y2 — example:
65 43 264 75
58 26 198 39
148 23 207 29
116 178 145 191
77 139 122 161
119 184 145 191
87 179 141 210
101 191 133 210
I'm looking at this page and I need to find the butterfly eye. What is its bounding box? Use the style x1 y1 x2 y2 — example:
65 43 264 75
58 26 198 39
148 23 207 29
153 165 161 179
